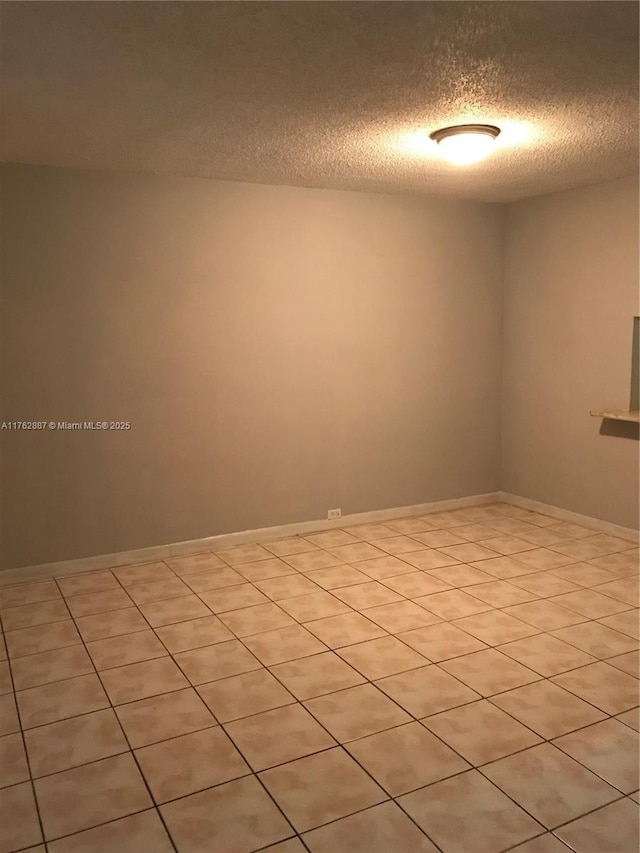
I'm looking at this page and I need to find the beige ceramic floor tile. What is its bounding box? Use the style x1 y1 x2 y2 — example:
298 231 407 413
616 707 639 731
16 673 110 729
136 725 250 802
480 536 537 556
397 622 487 662
453 610 539 645
337 635 428 679
55 571 120 597
376 665 480 717
125 577 191 605
555 797 640 853
414 590 490 621
138 594 212 627
464 580 538 607
263 838 307 853
470 556 537 580
553 718 639 793
362 600 440 633
551 589 631 619
370 536 426 555
183 567 247 593
0 580 61 610
113 562 174 586
328 542 388 563
65 588 133 618
198 668 295 722
491 680 607 738
599 609 640 640
5 620 81 659
100 656 189 704
551 621 638 658
497 633 597 677
284 551 344 572
400 550 461 571
225 703 335 771
174 640 262 685
305 612 386 648
398 769 542 853
0 662 10 696
345 522 402 539
34 752 152 840
269 652 365 700
242 624 327 665
11 645 94 690
384 518 433 535
481 743 619 829
46 809 174 853
551 661 640 714
346 721 469 795
160 774 293 853
412 527 464 546
263 536 319 557
381 572 452 598
278 591 350 622
234 558 298 582
422 699 542 765
218 602 296 637
446 523 498 542
24 708 128 777
74 607 149 642
304 530 361 549
439 649 541 696
357 555 422 579
0 782 43 852
253 574 322 600
332 581 403 610
0 694 20 736
199 583 270 613
553 563 619 589
302 800 439 853
589 552 640 575
503 600 586 631
259 747 386 833
513 549 576 570
508 835 574 853
216 543 275 565
86 629 167 670
0 732 29 787
428 565 496 588
303 565 370 589
1 598 70 631
607 649 639 677
593 576 639 606
511 572 581 597
167 552 228 575
154 614 233 653
115 688 216 748
304 683 410 742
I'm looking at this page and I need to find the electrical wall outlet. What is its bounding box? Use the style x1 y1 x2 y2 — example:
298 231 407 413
327 508 342 520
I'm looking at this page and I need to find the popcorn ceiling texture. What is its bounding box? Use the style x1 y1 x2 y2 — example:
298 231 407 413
1 1 638 202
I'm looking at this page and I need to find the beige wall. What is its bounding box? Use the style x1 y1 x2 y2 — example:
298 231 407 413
0 164 504 570
501 176 639 529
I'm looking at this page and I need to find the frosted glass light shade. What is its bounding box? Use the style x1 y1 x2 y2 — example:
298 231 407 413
430 124 501 166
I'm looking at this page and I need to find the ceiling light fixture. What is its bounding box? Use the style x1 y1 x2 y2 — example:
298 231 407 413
430 124 501 166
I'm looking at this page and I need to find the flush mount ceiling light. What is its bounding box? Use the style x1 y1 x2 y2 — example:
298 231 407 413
430 124 501 166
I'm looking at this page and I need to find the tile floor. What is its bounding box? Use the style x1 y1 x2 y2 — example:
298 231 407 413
0 502 638 853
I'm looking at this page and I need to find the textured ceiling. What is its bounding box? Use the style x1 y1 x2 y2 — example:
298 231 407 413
1 1 638 202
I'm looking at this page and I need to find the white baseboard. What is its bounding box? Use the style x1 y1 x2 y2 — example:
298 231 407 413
2 489 636 588
499 491 640 544
0 491 501 587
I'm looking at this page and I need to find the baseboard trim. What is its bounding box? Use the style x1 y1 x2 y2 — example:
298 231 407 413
0 491 501 587
498 491 640 544
3 489 636 588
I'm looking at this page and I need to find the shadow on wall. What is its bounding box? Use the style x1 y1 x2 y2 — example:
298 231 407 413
599 420 639 441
